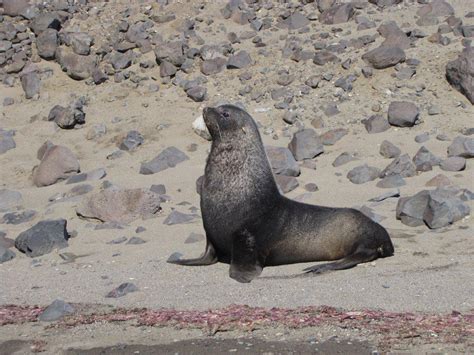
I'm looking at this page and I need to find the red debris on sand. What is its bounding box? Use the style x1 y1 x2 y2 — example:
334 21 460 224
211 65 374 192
0 305 44 326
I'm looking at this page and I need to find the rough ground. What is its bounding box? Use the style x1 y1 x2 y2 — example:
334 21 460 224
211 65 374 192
0 0 473 353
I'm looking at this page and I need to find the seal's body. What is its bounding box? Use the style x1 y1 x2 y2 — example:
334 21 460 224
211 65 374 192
169 104 394 283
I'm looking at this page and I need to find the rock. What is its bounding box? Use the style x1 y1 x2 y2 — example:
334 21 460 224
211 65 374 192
462 25 474 38
423 188 470 229
167 252 183 263
288 129 324 161
359 206 386 223
65 168 106 184
283 12 310 29
1 210 36 225
48 104 85 129
92 68 108 85
347 164 381 184
160 61 177 77
369 0 402 8
15 219 69 257
387 101 420 127
447 136 474 158
412 146 441 171
69 32 93 56
107 236 127 244
319 4 354 25
227 50 252 69
362 114 390 133
380 140 401 159
426 174 452 187
275 175 299 193
396 190 430 226
105 283 138 298
313 50 340 65
316 0 336 12
39 299 74 322
56 47 96 80
2 0 34 18
163 210 197 225
362 46 406 69
30 12 61 35
417 0 454 17
0 246 15 264
378 21 411 49
377 174 406 188
266 146 300 176
139 147 189 175
185 232 204 244
304 183 319 192
0 189 23 212
77 188 161 224
369 189 400 202
86 124 107 140
440 157 466 171
0 129 16 155
36 29 59 60
119 130 144 151
21 72 41 99
33 145 80 187
380 154 416 178
109 51 133 70
126 237 146 245
445 47 474 104
415 133 430 143
200 58 227 75
332 152 357 167
192 115 211 141
320 128 348 145
186 86 207 102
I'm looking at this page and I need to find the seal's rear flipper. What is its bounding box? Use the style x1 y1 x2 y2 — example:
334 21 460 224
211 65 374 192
229 231 263 283
303 248 378 274
167 241 218 266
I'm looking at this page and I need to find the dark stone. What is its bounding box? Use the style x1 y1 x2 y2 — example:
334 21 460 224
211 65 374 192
332 152 357 167
186 86 207 102
362 114 390 133
0 189 23 212
39 299 74 322
376 174 406 188
319 4 354 25
283 12 310 29
126 237 146 245
105 282 138 298
200 58 226 75
380 140 401 158
36 29 59 60
362 46 406 69
0 246 15 264
415 132 430 143
445 47 474 104
440 157 466 171
387 101 420 127
21 72 41 99
109 51 133 70
140 147 189 174
0 129 16 155
288 129 324 161
227 50 252 69
396 190 430 226
163 210 197 225
347 164 381 184
160 61 177 77
423 187 470 229
15 219 69 257
69 32 93 55
313 50 340 65
30 13 61 35
150 184 166 195
48 104 85 129
185 232 204 244
412 146 441 171
119 130 144 151
266 146 300 176
275 175 299 193
1 210 36 225
447 136 474 158
380 154 416 178
56 47 96 80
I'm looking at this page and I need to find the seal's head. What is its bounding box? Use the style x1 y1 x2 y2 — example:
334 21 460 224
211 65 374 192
203 104 259 141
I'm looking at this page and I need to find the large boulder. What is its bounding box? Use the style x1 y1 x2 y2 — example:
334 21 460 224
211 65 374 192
446 47 474 104
15 219 69 257
33 145 80 187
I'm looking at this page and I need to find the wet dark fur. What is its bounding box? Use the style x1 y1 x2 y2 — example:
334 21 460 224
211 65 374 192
168 104 394 283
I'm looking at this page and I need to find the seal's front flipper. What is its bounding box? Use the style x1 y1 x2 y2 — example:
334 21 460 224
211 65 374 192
303 248 378 274
229 231 263 283
167 241 218 266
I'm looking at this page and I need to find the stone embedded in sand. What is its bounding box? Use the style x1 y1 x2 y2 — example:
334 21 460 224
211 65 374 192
186 86 207 102
266 146 300 177
185 232 205 244
377 21 411 49
76 188 161 224
347 164 381 184
69 32 93 56
140 147 189 175
126 237 146 245
387 101 420 127
440 157 466 171
332 152 358 167
396 190 430 227
0 189 23 212
319 4 354 24
56 47 97 80
48 104 85 129
447 136 474 158
160 60 177 77
369 189 400 202
320 128 348 145
227 50 252 69
377 174 406 188
0 246 15 264
425 174 452 187
1 210 36 225
445 47 474 104
66 168 106 184
119 130 144 151
33 145 80 187
105 283 138 298
15 219 69 257
415 133 430 143
21 72 41 99
380 154 416 178
363 114 390 134
30 12 61 35
275 175 299 194
154 41 186 67
36 29 59 60
423 188 470 229
380 140 401 159
108 51 133 70
288 129 324 161
200 58 227 75
39 299 75 322
417 0 454 17
0 129 16 155
362 46 406 69
412 146 441 172
313 50 340 66
282 12 310 30
163 210 197 225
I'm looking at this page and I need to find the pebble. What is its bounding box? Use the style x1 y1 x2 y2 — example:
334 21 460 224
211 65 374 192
105 283 138 298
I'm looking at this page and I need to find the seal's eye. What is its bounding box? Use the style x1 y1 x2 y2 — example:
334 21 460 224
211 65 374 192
222 111 230 118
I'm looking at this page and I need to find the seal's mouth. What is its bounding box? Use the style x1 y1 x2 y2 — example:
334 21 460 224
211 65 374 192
203 106 218 127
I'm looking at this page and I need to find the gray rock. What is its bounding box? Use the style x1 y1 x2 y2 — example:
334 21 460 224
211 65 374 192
66 168 106 184
2 0 35 18
266 146 300 176
86 124 107 140
30 12 61 35
185 232 205 244
56 47 96 80
423 188 470 229
15 219 69 257
462 25 474 38
447 136 474 158
288 129 324 161
109 51 133 70
377 174 406 188
369 0 402 8
304 183 319 192
0 246 15 264
0 40 13 52
347 164 381 184
77 188 161 224
362 114 390 133
440 157 466 171
48 104 85 129
154 41 186 67
320 128 348 145
140 147 189 174
36 29 59 60
379 140 401 158
426 174 452 187
396 190 430 227
428 105 441 115
378 21 411 49
316 0 336 12
107 236 127 244
163 210 197 225
167 252 183 263
186 86 207 102
412 146 441 171
227 50 252 69
283 12 310 29
33 145 80 187
313 50 340 66
150 184 166 195
3 97 14 106
105 283 138 298
1 210 36 225
359 206 386 223
387 101 420 127
119 131 144 151
319 4 354 25
160 61 177 77
21 72 41 99
380 154 416 178
445 47 474 104
69 32 93 56
369 189 400 202
39 299 74 322
126 237 146 245
332 152 357 167
0 129 16 155
200 58 227 75
415 132 430 143
417 0 454 17
275 175 299 193
362 46 406 69
0 189 23 212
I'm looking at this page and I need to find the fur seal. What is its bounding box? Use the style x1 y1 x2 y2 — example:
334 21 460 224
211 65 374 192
168 104 394 283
